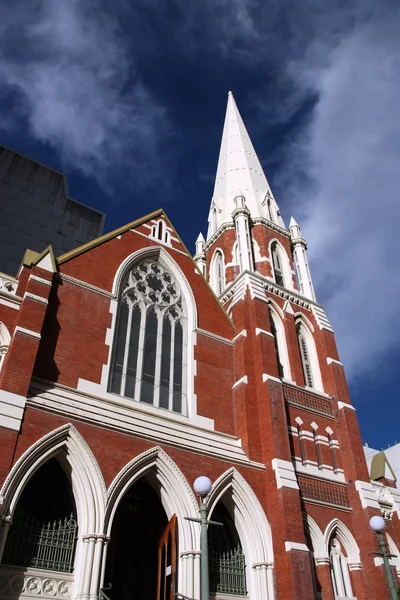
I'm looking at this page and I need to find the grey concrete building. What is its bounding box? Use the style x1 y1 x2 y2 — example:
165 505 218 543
0 145 105 276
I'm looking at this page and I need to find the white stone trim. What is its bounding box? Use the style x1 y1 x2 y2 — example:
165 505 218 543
337 401 356 411
195 328 233 346
269 306 292 381
293 459 346 483
0 296 21 310
311 305 334 333
271 458 299 490
130 228 187 256
295 315 324 393
0 389 26 431
232 329 247 342
233 375 248 389
58 272 113 298
23 291 48 304
355 480 380 510
326 357 343 366
284 541 309 552
262 374 281 384
255 328 274 337
29 379 265 468
268 238 294 291
14 326 41 339
29 274 52 287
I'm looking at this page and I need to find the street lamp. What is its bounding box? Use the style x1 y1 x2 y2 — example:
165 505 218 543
183 477 222 600
193 477 213 600
369 515 398 600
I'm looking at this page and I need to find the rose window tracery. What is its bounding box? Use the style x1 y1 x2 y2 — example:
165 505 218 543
109 260 186 414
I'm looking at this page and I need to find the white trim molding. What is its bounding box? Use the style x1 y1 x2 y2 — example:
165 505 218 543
0 390 26 431
355 480 381 510
23 291 48 304
284 541 309 552
14 326 41 339
326 357 343 366
255 328 274 337
262 374 281 384
337 401 356 411
232 330 247 343
233 375 248 389
271 458 299 490
29 274 52 287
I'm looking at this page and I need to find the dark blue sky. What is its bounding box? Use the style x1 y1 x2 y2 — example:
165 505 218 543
1 0 399 450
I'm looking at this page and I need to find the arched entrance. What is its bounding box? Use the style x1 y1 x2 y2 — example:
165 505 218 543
105 477 168 600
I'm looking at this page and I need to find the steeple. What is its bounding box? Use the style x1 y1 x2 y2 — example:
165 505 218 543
207 91 284 240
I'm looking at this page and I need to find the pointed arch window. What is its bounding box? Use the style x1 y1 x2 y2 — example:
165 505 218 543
329 537 354 599
298 328 314 388
109 259 186 414
269 310 291 380
271 242 285 287
212 251 225 296
0 322 10 372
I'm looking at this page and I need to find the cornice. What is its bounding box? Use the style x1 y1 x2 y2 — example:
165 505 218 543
251 216 291 239
204 221 235 251
195 327 233 346
57 272 114 299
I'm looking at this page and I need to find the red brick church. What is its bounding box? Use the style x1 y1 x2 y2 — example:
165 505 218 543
0 92 399 600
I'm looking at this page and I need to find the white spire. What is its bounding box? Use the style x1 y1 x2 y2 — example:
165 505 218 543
207 91 284 239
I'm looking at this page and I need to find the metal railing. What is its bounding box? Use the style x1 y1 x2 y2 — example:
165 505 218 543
210 546 247 595
3 513 77 572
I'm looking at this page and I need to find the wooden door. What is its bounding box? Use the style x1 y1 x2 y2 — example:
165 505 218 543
157 514 177 600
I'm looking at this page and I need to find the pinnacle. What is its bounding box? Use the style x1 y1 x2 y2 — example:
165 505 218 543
196 232 205 243
289 216 299 228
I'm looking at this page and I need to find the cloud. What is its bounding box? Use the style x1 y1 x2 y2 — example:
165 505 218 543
167 0 400 380
0 0 171 189
286 14 400 379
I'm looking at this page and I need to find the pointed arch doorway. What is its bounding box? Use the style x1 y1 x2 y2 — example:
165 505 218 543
105 476 177 600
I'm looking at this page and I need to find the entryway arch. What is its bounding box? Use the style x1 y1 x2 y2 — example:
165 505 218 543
104 447 200 600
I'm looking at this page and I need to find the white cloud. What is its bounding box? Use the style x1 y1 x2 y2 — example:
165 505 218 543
280 14 400 379
0 0 171 187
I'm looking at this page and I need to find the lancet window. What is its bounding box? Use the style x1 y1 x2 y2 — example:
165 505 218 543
271 242 285 287
109 259 186 414
329 538 353 599
298 328 314 388
151 220 171 244
209 502 247 596
212 251 225 296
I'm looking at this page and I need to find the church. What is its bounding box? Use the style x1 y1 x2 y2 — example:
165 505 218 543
0 92 399 600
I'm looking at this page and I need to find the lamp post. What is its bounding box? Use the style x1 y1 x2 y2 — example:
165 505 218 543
184 476 222 600
369 515 398 600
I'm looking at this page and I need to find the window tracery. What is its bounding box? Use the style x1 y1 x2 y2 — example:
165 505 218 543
297 328 314 388
109 259 186 414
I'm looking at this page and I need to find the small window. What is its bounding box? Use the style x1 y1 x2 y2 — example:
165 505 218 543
271 242 284 287
270 312 284 378
151 220 171 244
212 251 225 296
298 329 314 388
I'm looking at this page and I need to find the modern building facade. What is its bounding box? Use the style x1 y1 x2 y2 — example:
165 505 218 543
0 93 399 600
0 145 105 277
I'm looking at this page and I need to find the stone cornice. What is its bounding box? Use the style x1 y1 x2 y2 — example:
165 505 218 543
204 222 235 252
251 216 291 239
57 272 114 299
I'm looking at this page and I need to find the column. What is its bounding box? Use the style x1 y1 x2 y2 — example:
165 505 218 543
289 218 315 301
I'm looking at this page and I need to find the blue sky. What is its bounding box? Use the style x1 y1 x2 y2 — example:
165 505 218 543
1 0 399 450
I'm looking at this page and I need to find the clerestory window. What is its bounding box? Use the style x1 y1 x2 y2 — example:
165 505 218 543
109 259 186 414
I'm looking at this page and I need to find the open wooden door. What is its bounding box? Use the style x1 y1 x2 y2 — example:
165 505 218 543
157 514 177 600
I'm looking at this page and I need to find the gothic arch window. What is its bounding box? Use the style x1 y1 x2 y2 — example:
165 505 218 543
151 220 171 245
269 309 291 380
296 319 323 392
208 501 247 596
329 537 354 599
211 250 225 296
109 259 187 414
271 242 285 287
